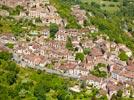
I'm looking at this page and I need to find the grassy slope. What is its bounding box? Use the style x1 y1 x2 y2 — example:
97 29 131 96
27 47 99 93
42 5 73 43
81 0 121 13
0 17 46 35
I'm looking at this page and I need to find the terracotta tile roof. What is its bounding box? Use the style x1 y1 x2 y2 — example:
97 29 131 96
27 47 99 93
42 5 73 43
120 70 134 79
127 64 134 72
58 62 77 70
77 66 88 71
87 75 102 82
112 65 123 74
91 47 103 57
80 75 102 83
24 54 46 64
107 80 122 91
32 43 41 49
86 55 93 61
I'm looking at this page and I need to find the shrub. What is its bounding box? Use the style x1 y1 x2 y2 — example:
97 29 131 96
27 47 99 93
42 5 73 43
118 51 129 61
75 52 85 61
49 23 59 39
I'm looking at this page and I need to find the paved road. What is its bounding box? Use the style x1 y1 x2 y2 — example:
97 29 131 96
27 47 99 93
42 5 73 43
38 67 80 79
13 54 80 79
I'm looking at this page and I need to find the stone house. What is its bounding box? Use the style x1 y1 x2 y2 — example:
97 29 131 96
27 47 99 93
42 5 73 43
111 64 134 83
106 80 123 98
55 29 68 41
55 29 80 41
88 25 98 33
80 75 103 89
57 62 89 77
0 34 16 44
21 54 49 68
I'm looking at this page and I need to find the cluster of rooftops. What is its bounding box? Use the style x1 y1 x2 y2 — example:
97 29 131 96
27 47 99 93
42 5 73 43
0 0 134 97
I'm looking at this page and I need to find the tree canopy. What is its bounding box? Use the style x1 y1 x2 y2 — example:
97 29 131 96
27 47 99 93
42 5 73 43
75 52 85 61
118 51 129 61
49 23 59 39
66 36 74 51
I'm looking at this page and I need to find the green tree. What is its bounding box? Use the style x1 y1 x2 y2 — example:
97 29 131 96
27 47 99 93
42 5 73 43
6 72 17 85
66 36 74 51
57 90 70 100
49 23 59 39
84 20 90 27
111 94 117 100
0 51 12 60
80 80 86 89
8 87 18 99
11 23 23 35
1 61 19 75
0 85 10 100
117 90 123 97
83 48 91 55
90 64 107 78
5 43 14 49
75 53 84 61
130 89 133 98
118 51 129 61
91 2 100 8
113 0 118 2
34 81 50 100
35 17 42 23
99 95 108 100
121 0 134 16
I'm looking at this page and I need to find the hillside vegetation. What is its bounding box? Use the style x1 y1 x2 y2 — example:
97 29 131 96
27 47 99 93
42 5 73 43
0 51 109 100
50 0 81 29
50 0 134 53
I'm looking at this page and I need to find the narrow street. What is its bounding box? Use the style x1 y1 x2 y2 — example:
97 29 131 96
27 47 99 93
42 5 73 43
38 67 80 79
